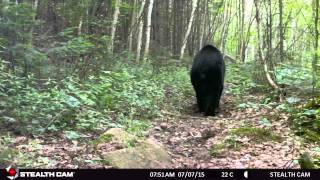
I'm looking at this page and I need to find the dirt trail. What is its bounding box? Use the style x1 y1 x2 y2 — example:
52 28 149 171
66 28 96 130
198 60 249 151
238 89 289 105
6 88 308 169
149 93 302 168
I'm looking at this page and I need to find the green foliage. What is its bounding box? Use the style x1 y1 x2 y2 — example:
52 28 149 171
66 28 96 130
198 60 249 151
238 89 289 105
50 27 95 58
50 36 94 58
226 63 265 96
209 143 226 157
120 118 151 137
85 68 165 118
238 102 260 110
64 130 85 140
259 117 272 127
210 136 243 157
290 98 320 142
231 126 282 143
0 3 37 41
1 57 193 135
0 135 56 168
276 65 312 87
156 67 194 113
0 2 44 76
0 66 76 134
299 152 316 169
0 135 16 166
92 134 114 145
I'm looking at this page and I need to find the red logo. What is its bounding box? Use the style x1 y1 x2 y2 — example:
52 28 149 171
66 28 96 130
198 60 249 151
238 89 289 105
8 168 17 176
6 166 19 180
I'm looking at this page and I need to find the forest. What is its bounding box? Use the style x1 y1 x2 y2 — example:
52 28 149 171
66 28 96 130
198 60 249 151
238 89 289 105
0 0 319 169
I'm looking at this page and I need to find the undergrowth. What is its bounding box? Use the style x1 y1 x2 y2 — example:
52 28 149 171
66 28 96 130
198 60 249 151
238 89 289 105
0 60 193 137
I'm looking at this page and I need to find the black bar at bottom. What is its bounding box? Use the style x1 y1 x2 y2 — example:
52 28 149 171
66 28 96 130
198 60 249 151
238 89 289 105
1 169 319 180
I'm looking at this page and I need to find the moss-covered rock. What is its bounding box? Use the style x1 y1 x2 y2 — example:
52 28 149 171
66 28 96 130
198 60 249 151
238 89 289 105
103 138 171 168
94 128 137 147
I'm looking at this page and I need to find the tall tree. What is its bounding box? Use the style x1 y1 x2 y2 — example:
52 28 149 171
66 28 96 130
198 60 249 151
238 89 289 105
198 0 206 50
313 0 319 95
109 0 121 53
220 0 232 53
143 0 154 59
136 0 146 63
168 0 173 54
179 0 198 59
254 0 282 101
238 0 245 62
279 0 284 62
128 0 137 51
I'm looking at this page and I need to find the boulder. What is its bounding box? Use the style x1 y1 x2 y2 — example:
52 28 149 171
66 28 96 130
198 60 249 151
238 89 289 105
100 128 171 168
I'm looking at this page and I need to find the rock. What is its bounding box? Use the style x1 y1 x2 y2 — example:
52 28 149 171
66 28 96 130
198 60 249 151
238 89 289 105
104 138 172 168
154 126 162 131
94 128 136 146
201 128 216 139
160 123 168 130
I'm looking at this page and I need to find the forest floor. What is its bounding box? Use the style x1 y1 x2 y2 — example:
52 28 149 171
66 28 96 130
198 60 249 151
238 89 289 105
3 84 316 169
149 93 301 169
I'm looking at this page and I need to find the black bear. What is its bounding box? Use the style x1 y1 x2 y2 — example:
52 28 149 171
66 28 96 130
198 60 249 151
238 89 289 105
191 45 225 116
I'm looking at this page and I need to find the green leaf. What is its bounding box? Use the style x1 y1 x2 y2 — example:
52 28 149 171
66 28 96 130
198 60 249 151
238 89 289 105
303 109 318 116
312 147 320 152
286 97 301 104
259 118 272 126
65 95 81 108
64 130 82 140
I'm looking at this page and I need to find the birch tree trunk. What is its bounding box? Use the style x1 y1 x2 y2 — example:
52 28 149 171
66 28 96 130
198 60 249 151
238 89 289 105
198 0 206 50
136 0 146 63
109 0 121 53
312 0 319 95
136 20 144 63
128 0 137 51
78 16 83 35
168 0 173 55
220 0 231 53
179 0 198 59
143 0 154 59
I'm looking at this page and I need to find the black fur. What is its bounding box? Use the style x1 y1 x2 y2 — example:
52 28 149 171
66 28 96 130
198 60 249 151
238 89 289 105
191 45 225 116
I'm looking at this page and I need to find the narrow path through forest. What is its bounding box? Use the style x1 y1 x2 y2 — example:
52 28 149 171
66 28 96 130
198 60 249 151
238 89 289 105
148 84 303 168
4 84 313 169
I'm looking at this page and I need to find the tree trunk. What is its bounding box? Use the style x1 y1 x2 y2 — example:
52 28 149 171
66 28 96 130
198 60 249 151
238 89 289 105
220 0 231 53
179 0 198 59
198 0 206 50
313 0 319 95
128 0 137 51
143 0 154 59
136 20 144 63
168 0 173 55
109 0 121 53
238 0 245 62
279 0 284 62
254 0 283 101
78 16 83 35
135 0 146 63
267 0 272 62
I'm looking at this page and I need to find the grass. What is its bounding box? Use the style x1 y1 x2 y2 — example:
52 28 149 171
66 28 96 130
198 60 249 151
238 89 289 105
231 126 282 143
210 137 243 157
210 126 282 157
